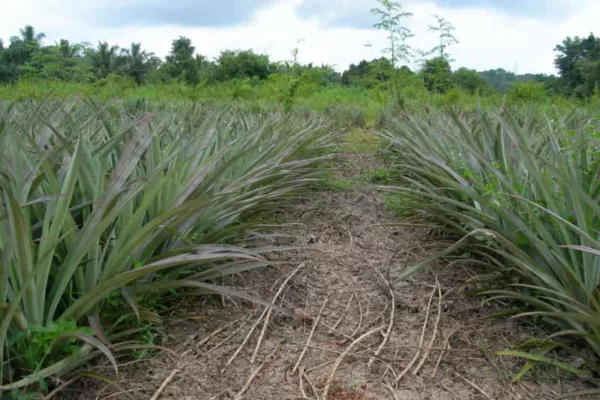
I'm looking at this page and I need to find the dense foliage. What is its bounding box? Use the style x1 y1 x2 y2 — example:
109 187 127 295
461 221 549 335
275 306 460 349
1 24 598 101
555 33 600 98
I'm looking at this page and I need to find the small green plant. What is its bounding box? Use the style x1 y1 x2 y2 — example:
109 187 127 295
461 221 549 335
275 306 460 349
342 129 381 152
318 176 356 192
10 321 92 393
364 167 390 184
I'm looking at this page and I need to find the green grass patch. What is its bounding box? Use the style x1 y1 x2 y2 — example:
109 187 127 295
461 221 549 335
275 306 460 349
316 175 357 192
340 128 383 152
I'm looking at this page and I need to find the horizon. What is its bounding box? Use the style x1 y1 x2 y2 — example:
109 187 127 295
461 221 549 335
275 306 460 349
1 0 598 75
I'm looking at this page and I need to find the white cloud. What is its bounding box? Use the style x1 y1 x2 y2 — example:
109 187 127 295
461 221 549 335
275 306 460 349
0 0 598 74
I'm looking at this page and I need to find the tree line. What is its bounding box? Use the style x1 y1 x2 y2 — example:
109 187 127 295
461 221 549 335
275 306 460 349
0 27 319 86
0 19 598 99
366 0 599 98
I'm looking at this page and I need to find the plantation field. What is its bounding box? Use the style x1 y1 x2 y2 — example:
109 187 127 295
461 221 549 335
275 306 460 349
3 0 600 395
0 95 598 399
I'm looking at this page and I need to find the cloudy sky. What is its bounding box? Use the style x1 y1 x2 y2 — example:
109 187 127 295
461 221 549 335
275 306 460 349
0 0 597 74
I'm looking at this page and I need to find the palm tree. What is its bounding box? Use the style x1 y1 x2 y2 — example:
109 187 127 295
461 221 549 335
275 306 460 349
13 25 45 44
88 41 119 79
5 25 45 68
121 43 159 84
57 39 81 58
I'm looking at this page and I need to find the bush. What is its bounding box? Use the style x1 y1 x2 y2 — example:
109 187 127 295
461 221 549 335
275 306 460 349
508 81 548 104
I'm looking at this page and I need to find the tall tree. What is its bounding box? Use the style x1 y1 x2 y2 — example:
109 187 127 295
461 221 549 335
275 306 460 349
57 39 80 58
13 25 45 45
0 25 45 82
164 36 199 85
88 42 119 79
342 58 395 88
371 0 413 68
577 58 600 96
22 39 91 82
554 34 600 97
120 43 159 84
428 15 458 61
215 50 272 81
453 67 492 95
421 57 454 94
0 39 9 82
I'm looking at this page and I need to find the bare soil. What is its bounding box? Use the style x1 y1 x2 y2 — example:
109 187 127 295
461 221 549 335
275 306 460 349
65 150 588 400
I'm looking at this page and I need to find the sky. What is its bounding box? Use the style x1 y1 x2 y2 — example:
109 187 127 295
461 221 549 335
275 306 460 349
0 0 597 74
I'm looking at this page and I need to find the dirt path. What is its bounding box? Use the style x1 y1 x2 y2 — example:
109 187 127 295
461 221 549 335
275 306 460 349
69 146 585 400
